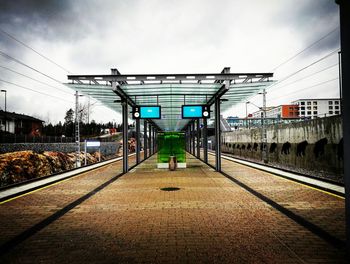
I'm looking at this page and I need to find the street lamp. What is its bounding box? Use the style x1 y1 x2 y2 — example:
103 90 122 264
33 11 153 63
246 89 268 163
75 91 84 168
1 90 7 132
260 89 268 163
246 101 262 128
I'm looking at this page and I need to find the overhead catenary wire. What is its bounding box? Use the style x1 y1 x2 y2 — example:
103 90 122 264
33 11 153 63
267 48 340 91
269 77 339 103
268 63 339 92
244 50 339 108
0 78 74 103
0 28 72 74
0 65 73 95
243 29 341 114
270 27 340 72
257 27 341 103
0 50 70 89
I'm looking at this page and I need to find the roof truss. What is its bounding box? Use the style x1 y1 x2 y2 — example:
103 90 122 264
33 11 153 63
66 68 274 131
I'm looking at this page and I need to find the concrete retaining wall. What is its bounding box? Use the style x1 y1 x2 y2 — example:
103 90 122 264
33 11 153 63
221 116 344 183
0 142 120 156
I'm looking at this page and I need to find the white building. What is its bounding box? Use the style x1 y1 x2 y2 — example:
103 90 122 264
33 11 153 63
251 107 275 118
292 98 341 119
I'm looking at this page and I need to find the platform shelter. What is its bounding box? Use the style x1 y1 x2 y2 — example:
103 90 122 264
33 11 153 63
67 67 273 173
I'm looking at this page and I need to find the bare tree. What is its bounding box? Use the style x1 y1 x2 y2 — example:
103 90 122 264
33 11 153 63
78 103 88 124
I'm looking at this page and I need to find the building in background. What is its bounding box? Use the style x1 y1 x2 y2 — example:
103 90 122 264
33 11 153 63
292 99 341 119
0 110 43 136
226 116 243 129
251 107 275 118
265 105 299 119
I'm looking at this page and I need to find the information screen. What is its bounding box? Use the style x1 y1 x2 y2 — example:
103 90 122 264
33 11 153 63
140 106 161 119
182 105 203 118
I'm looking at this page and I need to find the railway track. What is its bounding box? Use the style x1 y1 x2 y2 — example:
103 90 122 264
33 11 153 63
207 151 344 197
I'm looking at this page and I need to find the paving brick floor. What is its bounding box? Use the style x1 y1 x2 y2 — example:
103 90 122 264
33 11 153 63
0 153 346 263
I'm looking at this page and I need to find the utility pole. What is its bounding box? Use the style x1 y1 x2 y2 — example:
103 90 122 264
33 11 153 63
261 89 268 163
75 91 81 168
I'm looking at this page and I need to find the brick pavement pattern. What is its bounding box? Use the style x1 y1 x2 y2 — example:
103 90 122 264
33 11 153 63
0 153 346 263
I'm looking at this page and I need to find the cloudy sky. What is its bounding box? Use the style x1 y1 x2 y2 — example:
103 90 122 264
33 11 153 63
0 0 340 125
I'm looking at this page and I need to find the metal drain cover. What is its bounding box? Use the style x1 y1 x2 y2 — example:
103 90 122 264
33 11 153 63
160 187 180 191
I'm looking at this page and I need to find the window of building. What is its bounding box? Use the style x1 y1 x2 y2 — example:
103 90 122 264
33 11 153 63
313 101 317 105
329 101 333 105
335 111 340 114
335 105 339 109
300 102 305 105
307 111 311 115
329 106 333 110
307 106 311 110
307 102 311 105
313 106 317 110
313 111 317 115
335 101 339 105
300 106 305 110
329 111 333 114
301 111 305 115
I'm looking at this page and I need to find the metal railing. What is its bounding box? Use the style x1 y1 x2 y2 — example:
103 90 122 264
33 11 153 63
225 115 341 130
0 134 75 144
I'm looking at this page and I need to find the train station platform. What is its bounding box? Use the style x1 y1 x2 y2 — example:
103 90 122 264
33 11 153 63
0 153 346 263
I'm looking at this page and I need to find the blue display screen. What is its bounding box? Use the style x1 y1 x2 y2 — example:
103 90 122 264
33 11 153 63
182 105 203 118
140 106 161 119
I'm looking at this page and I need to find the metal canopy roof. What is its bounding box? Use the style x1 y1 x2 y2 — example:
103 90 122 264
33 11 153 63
67 68 274 131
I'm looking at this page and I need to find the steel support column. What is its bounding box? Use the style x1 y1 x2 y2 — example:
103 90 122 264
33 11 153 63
192 121 195 156
155 129 157 152
215 98 221 171
136 118 140 164
187 128 190 152
189 126 192 153
122 101 128 173
187 129 190 152
155 130 158 152
337 0 350 256
152 126 155 154
203 118 208 163
144 120 148 159
148 123 152 155
151 125 154 154
196 119 200 159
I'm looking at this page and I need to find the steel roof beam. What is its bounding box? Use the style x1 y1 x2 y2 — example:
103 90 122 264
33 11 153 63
110 68 137 107
207 84 228 106
112 84 136 107
68 72 273 82
127 93 210 97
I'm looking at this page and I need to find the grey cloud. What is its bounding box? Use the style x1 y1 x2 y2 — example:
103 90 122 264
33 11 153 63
0 0 125 42
272 0 340 54
0 0 73 38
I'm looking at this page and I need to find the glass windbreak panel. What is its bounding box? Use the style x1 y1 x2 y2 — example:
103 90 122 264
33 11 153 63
157 132 186 163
